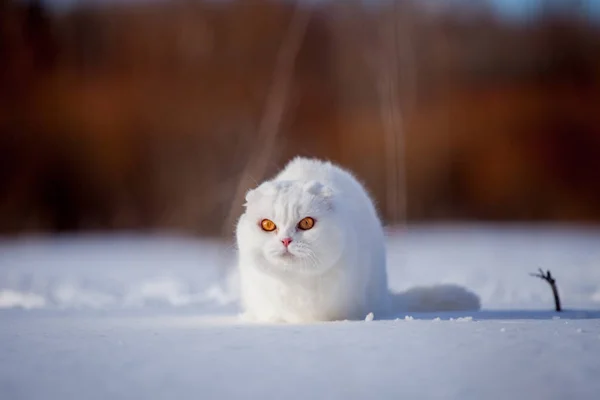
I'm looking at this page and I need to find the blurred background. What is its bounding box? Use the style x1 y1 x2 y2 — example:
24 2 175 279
1 0 600 239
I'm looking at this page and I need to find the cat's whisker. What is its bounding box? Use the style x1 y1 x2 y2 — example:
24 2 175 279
310 255 319 270
303 250 319 270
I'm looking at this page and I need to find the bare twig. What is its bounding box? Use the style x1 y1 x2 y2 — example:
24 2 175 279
530 268 562 312
221 3 312 241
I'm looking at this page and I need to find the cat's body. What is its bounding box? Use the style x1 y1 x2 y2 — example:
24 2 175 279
236 157 389 323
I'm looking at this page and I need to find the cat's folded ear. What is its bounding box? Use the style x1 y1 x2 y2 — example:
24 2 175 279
257 181 278 196
303 180 334 199
244 188 257 207
244 182 277 207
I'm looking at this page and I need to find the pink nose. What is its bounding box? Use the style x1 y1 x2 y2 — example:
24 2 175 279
281 238 293 248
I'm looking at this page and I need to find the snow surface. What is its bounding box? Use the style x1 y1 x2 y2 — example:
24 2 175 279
2 225 600 399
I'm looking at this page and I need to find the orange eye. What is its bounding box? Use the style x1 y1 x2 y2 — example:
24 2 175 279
298 217 315 231
260 219 276 232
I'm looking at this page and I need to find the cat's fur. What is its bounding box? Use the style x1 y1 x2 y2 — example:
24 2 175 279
236 157 480 323
236 157 389 323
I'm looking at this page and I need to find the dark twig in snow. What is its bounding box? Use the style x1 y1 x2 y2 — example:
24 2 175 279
530 268 562 312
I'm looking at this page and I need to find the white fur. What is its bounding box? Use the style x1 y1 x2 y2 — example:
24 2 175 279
236 157 389 323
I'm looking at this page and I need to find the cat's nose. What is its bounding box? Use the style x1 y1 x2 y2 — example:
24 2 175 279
281 238 293 248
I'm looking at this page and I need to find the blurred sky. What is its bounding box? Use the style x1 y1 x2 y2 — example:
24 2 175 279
28 0 600 19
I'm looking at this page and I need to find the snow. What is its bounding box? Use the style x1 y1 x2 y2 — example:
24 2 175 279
386 225 600 310
2 225 600 399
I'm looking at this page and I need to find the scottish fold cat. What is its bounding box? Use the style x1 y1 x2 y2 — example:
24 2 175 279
236 157 389 322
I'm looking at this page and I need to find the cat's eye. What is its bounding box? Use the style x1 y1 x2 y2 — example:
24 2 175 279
260 219 276 232
297 217 315 231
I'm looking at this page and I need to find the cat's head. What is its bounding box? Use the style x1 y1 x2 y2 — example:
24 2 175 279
236 179 346 275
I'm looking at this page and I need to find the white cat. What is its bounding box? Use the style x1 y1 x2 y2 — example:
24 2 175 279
235 157 480 323
236 157 389 323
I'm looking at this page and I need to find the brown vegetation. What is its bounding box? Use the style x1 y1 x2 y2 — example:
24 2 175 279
1 0 600 237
